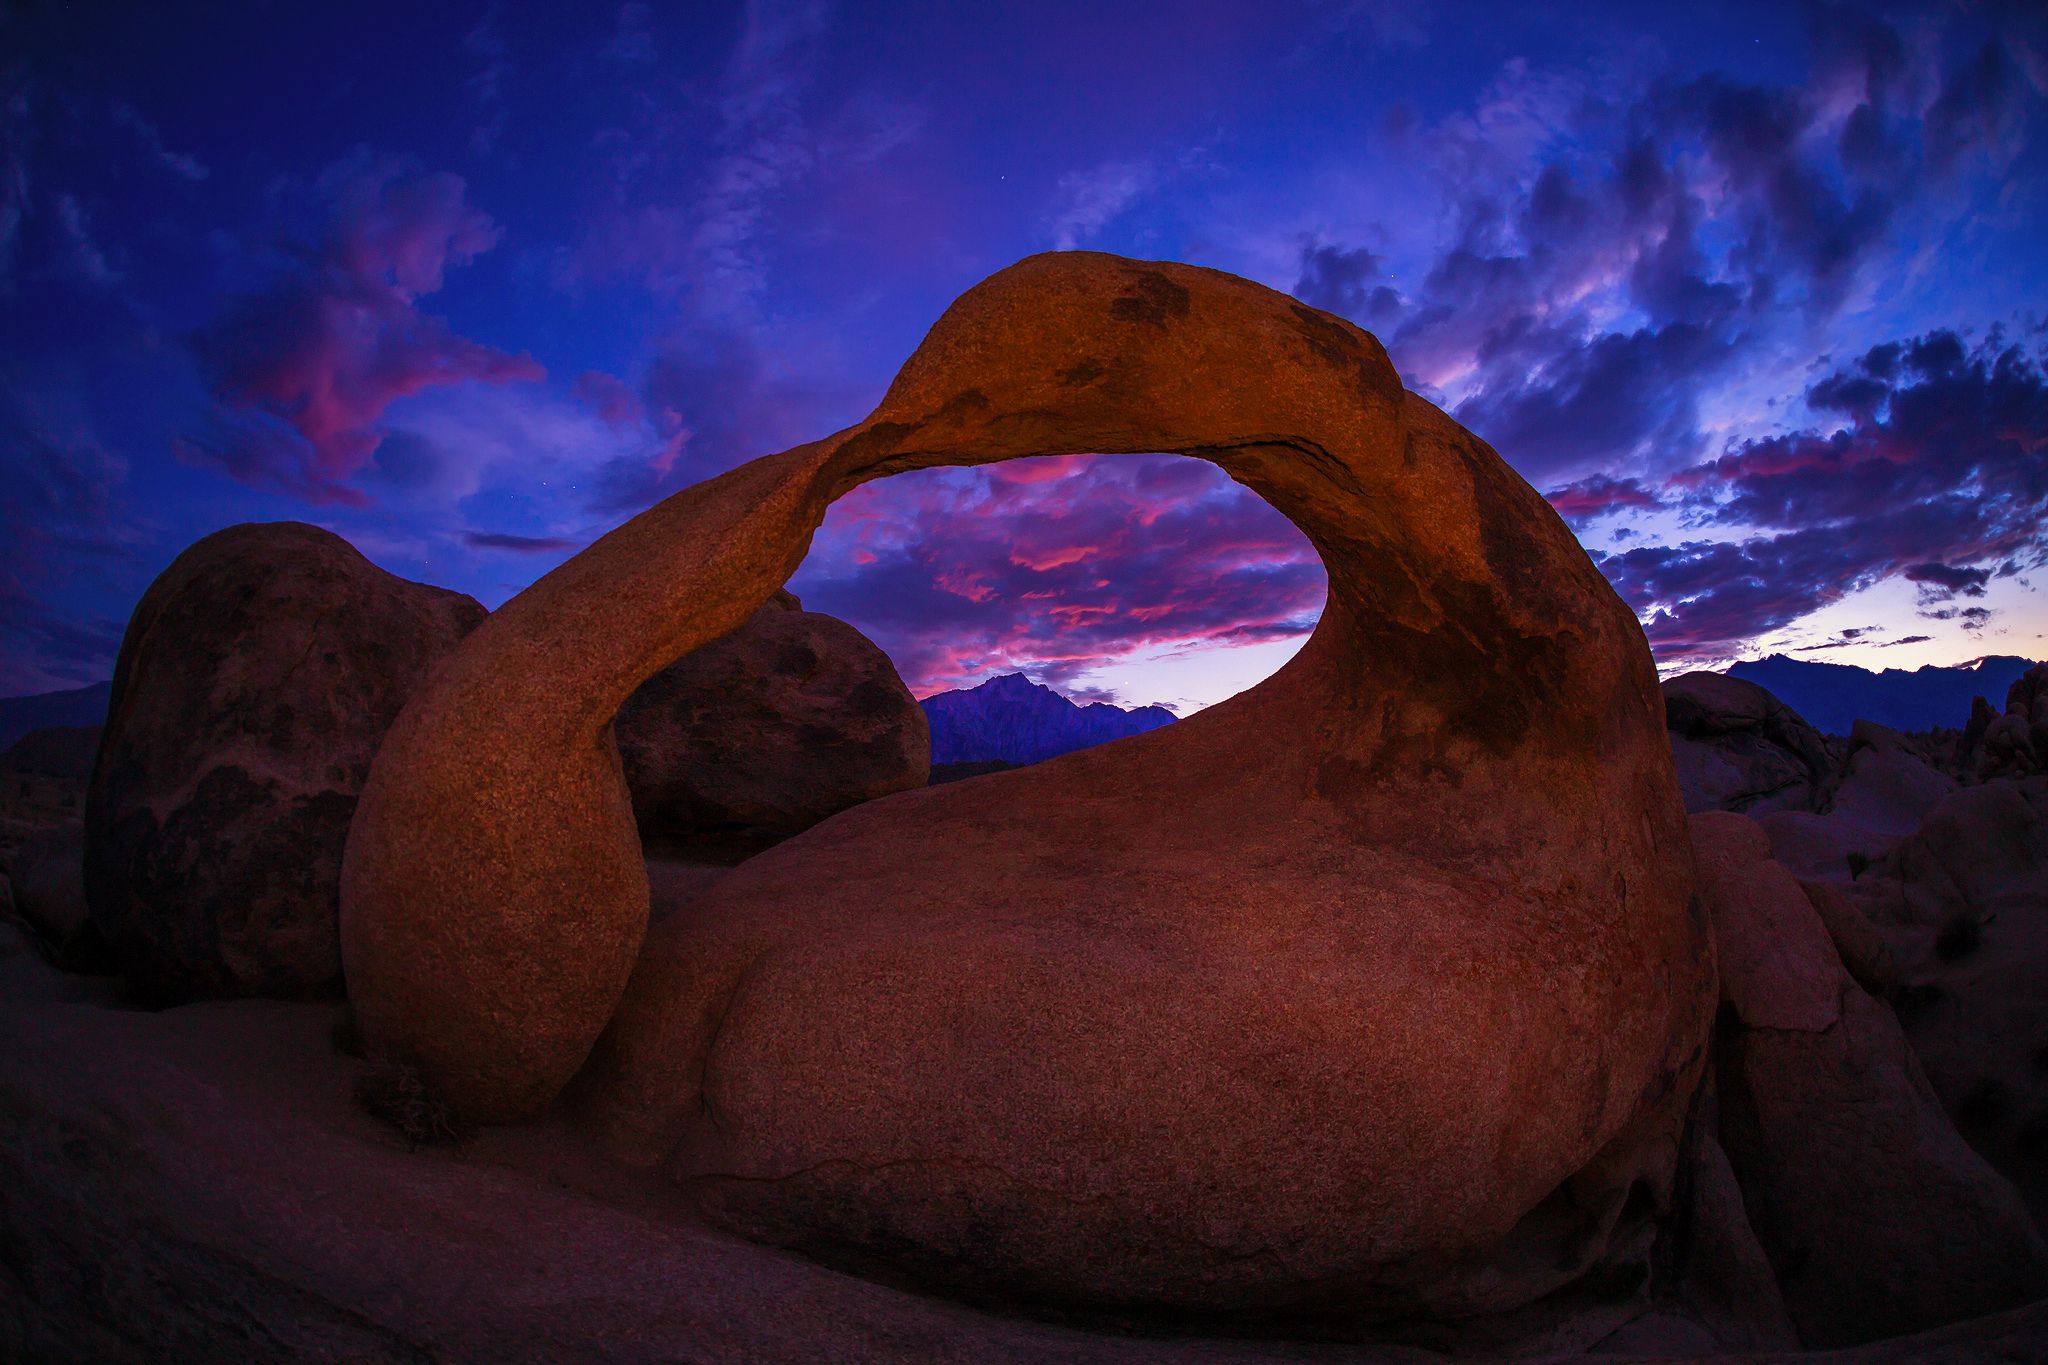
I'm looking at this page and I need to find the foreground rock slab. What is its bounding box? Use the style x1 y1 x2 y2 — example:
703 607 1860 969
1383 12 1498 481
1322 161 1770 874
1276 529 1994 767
2 978 2043 1364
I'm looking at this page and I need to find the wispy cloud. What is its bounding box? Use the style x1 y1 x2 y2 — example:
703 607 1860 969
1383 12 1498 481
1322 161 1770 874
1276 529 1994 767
183 152 543 504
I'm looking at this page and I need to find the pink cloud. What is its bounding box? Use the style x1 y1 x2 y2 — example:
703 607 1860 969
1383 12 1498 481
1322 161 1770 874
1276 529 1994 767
185 156 543 504
792 454 1328 696
571 369 645 429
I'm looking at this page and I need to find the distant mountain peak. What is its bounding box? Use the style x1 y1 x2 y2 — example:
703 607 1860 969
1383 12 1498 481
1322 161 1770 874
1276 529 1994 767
1727 654 2042 735
921 673 1175 765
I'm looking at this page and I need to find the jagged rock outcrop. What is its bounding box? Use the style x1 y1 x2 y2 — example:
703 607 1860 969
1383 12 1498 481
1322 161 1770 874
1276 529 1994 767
86 523 487 1003
1956 662 2048 780
921 672 1175 764
1663 672 1836 816
343 252 1712 1321
614 590 928 849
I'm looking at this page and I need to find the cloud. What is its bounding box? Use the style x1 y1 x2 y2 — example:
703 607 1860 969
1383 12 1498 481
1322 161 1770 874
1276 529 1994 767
571 369 645 429
0 366 141 693
1596 329 2047 662
1294 241 1401 324
560 0 916 314
462 10 515 157
1542 473 1667 529
1904 561 1990 597
1313 0 1429 50
464 531 579 551
184 154 544 504
791 454 1326 695
1289 7 2042 491
1047 159 1159 251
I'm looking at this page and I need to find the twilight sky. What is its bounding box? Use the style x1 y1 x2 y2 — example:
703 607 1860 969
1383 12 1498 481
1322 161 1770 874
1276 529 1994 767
4 0 2045 712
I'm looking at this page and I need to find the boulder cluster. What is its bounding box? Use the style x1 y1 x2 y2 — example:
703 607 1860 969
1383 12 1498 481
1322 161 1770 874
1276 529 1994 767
1959 663 2048 781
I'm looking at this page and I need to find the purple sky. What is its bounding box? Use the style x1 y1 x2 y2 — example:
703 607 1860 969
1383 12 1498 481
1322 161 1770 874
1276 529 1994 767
4 1 2044 711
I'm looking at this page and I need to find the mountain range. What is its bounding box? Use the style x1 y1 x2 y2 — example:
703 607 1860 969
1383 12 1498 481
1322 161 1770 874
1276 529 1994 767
1725 654 2041 736
921 673 1176 766
0 681 110 749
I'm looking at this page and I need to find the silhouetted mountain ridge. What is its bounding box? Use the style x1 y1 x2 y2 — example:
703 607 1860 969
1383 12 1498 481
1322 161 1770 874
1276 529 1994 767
921 673 1176 765
0 681 111 749
1726 654 2042 736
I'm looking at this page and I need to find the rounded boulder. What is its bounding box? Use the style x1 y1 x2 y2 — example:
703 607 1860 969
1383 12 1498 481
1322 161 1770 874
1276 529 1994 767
87 522 485 1002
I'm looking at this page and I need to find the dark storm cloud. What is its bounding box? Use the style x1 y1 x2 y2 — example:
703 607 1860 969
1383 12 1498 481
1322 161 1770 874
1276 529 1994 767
1294 242 1401 325
1904 562 1990 596
794 455 1326 694
1597 331 2048 661
184 155 543 505
1295 5 2032 491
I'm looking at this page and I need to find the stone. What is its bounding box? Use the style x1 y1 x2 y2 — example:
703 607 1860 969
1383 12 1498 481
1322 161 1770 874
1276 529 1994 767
1858 776 2048 1234
614 589 928 847
1690 812 1841 1033
11 978 2042 1364
343 253 1713 1321
1693 810 2048 1347
1754 725 1958 891
1796 878 1896 997
87 522 486 1004
9 826 97 971
1823 725 1956 836
1663 673 1834 816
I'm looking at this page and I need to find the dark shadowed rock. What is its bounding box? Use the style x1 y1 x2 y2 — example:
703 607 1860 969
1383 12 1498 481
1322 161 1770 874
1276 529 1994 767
86 523 485 1004
9 826 97 970
0 725 102 781
9 978 2044 1364
1796 878 1896 997
1691 812 2048 1348
614 590 927 846
345 253 1712 1322
1848 776 2048 1234
1663 673 1835 816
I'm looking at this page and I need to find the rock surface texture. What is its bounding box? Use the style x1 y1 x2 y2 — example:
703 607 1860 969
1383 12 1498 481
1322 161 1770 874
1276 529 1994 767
1690 812 2048 1347
340 253 1713 1321
8 977 2045 1365
88 523 486 1003
614 590 928 844
1663 672 1836 817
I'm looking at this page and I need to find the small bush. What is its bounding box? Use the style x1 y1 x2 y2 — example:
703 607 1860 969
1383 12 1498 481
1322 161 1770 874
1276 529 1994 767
1845 851 1872 881
355 1062 468 1148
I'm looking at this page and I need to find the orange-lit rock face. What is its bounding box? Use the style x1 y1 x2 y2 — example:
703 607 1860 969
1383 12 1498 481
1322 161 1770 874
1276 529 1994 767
339 253 1712 1321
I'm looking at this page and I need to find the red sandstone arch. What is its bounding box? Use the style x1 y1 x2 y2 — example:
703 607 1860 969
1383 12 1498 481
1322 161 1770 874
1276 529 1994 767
338 252 1712 1319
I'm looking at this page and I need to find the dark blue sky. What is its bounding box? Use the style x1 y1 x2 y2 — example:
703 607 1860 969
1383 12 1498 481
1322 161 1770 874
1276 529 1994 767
4 0 2044 709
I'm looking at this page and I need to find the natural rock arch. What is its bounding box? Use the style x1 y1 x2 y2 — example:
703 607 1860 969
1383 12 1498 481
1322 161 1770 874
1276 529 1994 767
339 251 1712 1320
